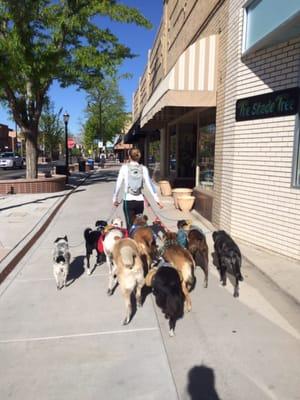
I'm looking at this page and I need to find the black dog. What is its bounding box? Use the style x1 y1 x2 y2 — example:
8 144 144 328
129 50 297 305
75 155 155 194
212 230 243 297
84 220 107 274
150 264 184 337
188 229 209 288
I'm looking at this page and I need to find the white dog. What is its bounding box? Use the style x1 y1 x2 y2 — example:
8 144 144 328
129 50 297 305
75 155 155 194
103 217 127 295
53 236 71 290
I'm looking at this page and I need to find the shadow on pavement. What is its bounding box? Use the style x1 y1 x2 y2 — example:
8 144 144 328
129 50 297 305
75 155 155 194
0 193 66 211
67 255 85 286
82 171 118 186
187 365 221 400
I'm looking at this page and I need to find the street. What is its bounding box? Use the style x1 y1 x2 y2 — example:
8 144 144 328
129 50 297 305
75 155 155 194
0 163 60 180
0 169 300 400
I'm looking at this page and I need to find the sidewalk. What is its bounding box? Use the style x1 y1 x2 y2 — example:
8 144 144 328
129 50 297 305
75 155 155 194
0 171 92 283
1 167 300 306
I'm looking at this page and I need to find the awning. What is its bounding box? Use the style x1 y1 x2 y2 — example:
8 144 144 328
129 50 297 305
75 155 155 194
141 34 218 128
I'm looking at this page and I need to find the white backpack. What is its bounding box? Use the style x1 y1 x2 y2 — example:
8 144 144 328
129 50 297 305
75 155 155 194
127 164 143 195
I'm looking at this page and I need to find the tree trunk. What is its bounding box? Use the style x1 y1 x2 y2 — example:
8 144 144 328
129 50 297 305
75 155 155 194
25 130 38 179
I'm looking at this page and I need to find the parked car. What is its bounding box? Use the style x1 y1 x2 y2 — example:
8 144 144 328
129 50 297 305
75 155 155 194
0 152 24 169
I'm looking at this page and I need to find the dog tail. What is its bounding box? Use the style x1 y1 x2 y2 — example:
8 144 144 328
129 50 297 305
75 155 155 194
154 279 184 319
166 291 184 320
84 228 92 241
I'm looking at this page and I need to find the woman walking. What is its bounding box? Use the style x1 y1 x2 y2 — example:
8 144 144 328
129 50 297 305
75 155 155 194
113 148 163 229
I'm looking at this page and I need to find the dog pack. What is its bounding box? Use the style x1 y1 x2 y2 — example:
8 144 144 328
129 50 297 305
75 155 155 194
127 164 143 195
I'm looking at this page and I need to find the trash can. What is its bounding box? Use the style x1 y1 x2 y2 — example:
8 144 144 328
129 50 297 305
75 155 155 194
55 165 67 175
87 158 94 170
78 160 86 172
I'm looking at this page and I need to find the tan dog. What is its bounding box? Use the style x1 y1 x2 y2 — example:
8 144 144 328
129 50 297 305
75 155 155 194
112 238 145 325
103 217 127 295
162 231 196 312
130 215 157 273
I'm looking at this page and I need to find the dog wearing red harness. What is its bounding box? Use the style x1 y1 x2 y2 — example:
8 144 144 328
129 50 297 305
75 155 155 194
103 217 128 295
84 220 108 275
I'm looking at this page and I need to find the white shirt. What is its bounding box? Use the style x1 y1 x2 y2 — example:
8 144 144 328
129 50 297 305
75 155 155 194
113 161 160 203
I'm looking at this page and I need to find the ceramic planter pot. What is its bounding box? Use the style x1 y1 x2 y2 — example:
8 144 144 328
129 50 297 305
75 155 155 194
158 180 172 196
172 188 193 208
177 195 195 212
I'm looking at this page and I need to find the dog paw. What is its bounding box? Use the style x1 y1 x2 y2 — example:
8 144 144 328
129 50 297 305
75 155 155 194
86 269 91 275
107 289 113 296
137 301 142 308
122 318 130 325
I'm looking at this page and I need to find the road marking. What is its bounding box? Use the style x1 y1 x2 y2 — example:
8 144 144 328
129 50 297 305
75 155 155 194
0 327 159 344
16 273 109 282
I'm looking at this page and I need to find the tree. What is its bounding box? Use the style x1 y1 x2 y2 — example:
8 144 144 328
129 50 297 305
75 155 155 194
39 101 64 161
0 0 150 178
83 77 128 152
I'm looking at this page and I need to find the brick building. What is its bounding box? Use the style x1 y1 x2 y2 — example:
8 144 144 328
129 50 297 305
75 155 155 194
0 124 9 151
127 0 300 260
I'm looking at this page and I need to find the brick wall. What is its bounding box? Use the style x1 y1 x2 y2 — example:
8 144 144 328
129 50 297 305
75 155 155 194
209 0 300 260
0 175 66 195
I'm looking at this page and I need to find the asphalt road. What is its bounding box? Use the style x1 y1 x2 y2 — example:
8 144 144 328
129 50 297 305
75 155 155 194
0 170 299 400
0 164 54 180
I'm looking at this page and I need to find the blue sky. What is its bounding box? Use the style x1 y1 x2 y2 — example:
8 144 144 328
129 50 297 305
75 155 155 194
0 0 163 136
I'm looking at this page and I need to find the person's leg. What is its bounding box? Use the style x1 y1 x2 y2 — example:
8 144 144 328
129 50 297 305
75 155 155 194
123 200 144 230
123 201 138 230
134 200 144 216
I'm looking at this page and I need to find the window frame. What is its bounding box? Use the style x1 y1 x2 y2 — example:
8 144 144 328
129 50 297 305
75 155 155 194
292 113 300 188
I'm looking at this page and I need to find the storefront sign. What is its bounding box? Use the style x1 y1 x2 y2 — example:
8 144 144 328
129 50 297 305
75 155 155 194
236 87 300 121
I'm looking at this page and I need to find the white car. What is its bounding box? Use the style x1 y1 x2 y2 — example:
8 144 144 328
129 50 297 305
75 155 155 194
0 152 24 169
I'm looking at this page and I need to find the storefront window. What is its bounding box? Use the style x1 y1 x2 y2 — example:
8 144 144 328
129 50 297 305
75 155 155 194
198 123 215 190
149 141 160 165
169 130 176 175
178 123 197 178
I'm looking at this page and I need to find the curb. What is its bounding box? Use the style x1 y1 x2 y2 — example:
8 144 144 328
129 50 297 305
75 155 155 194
0 172 92 286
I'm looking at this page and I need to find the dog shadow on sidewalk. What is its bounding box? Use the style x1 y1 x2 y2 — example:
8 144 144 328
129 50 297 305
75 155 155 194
67 256 85 287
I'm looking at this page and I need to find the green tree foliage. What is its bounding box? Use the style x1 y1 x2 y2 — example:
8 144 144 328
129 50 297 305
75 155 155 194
39 100 64 161
0 0 150 178
83 77 128 153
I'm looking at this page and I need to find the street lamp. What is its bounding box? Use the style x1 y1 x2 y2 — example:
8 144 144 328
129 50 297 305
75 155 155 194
63 111 70 183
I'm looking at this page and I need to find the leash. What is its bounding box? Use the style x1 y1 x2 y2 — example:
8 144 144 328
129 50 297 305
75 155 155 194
68 202 124 249
144 193 213 236
105 200 123 223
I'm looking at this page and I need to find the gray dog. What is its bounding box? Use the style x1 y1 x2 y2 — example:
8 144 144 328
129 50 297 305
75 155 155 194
53 236 71 290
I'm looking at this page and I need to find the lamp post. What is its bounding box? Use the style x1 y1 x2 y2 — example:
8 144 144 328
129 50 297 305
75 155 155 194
63 111 70 183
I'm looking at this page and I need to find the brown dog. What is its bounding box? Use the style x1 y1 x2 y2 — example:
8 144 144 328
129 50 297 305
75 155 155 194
112 238 145 325
187 229 209 288
162 231 196 312
130 215 157 273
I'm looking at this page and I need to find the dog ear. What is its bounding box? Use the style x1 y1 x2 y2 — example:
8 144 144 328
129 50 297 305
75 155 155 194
64 235 68 242
54 237 60 243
